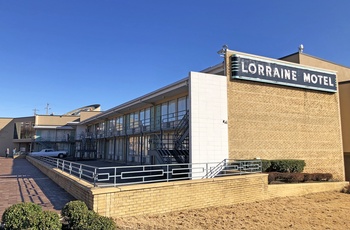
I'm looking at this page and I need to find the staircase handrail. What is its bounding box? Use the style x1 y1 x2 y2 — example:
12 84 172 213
174 111 189 150
174 111 189 138
202 159 228 179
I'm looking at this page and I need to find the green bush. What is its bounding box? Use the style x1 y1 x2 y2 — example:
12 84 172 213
261 159 271 172
85 212 117 230
61 200 117 230
38 210 61 230
269 159 305 173
2 202 42 229
2 202 60 230
61 200 90 229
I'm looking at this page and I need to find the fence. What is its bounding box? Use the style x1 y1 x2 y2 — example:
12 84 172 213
30 156 262 187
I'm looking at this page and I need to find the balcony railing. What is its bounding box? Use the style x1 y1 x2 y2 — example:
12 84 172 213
34 136 75 142
83 110 188 139
28 156 262 188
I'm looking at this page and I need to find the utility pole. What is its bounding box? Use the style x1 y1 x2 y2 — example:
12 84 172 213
33 108 39 115
45 103 51 115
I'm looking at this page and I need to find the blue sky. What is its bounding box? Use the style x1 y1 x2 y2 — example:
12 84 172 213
1 0 349 117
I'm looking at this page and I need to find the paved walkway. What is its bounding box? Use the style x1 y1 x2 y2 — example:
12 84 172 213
0 157 75 218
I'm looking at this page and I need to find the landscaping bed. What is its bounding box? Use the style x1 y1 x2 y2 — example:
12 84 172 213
114 191 350 229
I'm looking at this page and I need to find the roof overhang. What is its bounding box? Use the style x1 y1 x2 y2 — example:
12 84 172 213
80 77 189 125
34 126 74 130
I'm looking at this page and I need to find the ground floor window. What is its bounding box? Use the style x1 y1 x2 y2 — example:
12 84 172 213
115 138 124 161
107 139 114 160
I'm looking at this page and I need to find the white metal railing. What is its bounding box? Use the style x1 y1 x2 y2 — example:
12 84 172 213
29 156 261 188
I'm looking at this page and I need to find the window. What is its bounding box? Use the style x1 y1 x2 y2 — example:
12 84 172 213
168 100 176 122
115 138 124 161
116 117 123 132
139 108 151 131
108 119 115 133
177 96 188 119
161 103 168 122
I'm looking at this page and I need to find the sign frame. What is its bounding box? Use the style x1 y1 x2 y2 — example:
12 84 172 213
231 54 337 93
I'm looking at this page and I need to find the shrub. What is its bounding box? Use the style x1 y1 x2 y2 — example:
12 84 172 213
2 202 60 230
312 173 333 181
2 202 42 230
61 200 90 229
268 172 333 184
287 173 305 183
261 159 271 172
269 160 305 173
342 184 350 194
38 210 61 230
303 173 313 181
61 200 117 230
268 172 278 183
87 213 117 230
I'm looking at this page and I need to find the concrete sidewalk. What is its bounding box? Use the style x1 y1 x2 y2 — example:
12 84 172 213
0 157 75 218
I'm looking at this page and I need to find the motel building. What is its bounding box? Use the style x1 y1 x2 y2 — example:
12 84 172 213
0 105 101 158
77 47 350 182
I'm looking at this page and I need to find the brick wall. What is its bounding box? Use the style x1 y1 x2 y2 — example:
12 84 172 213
225 51 345 181
267 182 348 199
91 174 269 217
27 158 348 218
91 174 347 218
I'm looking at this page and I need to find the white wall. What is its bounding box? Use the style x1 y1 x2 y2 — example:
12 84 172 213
189 72 228 164
76 125 87 140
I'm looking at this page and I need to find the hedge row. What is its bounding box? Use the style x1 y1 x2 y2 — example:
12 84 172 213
262 159 306 173
268 172 333 184
1 201 117 230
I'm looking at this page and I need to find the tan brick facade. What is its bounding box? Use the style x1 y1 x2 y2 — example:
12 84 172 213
93 179 347 217
225 51 345 181
91 174 269 217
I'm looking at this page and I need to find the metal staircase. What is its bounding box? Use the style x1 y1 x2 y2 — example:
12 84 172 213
174 112 189 150
150 111 189 164
76 136 97 159
173 112 189 163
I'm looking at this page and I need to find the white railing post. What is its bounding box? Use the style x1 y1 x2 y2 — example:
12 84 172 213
167 164 169 182
205 163 208 178
114 168 117 186
93 168 97 187
79 165 83 178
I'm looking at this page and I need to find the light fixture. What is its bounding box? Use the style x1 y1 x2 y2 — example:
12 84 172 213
298 44 304 53
217 44 229 57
